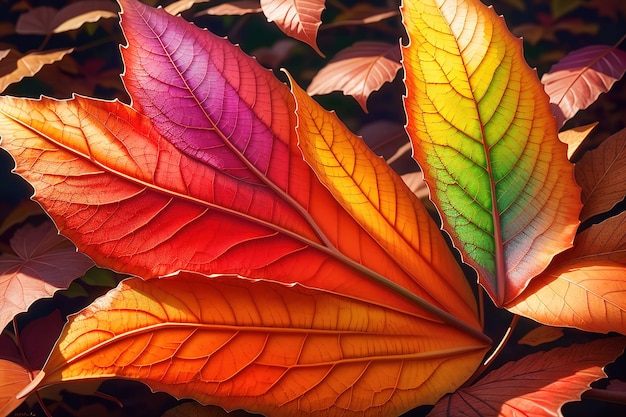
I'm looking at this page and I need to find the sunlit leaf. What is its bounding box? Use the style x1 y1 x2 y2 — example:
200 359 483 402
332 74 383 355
507 212 626 334
24 273 488 417
165 0 211 16
260 0 325 56
575 127 626 222
428 337 626 417
307 42 402 112
194 1 262 16
0 49 74 94
0 222 93 329
51 0 119 33
517 325 564 346
542 44 626 128
401 0 581 306
0 359 30 417
558 122 598 160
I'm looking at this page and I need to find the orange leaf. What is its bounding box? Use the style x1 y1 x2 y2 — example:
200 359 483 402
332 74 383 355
26 273 489 417
558 122 598 160
507 212 626 334
289 73 480 330
307 42 402 111
517 325 564 346
575 127 626 222
428 337 626 417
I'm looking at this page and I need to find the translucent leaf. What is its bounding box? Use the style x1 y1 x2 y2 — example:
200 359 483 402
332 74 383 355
260 0 325 55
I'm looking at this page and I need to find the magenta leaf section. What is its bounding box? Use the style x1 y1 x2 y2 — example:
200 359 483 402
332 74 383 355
542 44 626 128
120 0 293 185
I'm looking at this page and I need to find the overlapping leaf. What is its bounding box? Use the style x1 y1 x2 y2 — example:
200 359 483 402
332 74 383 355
15 1 118 35
0 49 73 94
307 42 402 111
23 273 488 417
401 0 581 306
507 212 626 334
542 44 626 128
575 127 626 222
0 222 93 329
428 337 626 417
0 0 490 413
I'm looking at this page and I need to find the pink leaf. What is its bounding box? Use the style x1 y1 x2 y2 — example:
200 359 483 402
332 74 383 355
542 44 626 128
260 0 325 56
307 41 402 112
0 222 93 329
429 338 626 417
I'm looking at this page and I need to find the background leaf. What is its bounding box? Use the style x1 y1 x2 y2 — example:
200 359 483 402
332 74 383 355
307 41 402 112
32 273 489 417
428 337 626 417
575 127 626 222
260 0 325 55
542 44 626 129
0 221 93 329
507 212 626 334
401 0 581 305
0 49 74 94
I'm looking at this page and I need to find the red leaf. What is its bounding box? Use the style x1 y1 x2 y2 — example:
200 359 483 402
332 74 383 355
429 338 626 417
307 42 402 112
542 44 626 128
0 222 93 329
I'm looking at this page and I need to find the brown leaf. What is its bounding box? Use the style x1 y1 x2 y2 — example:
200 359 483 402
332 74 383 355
16 2 118 35
0 49 73 94
576 127 626 222
307 42 402 111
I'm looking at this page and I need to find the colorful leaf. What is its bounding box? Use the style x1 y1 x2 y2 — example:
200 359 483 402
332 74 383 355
428 337 626 417
260 0 325 56
507 212 626 334
575 127 626 222
0 359 30 417
289 73 479 329
0 49 74 94
0 221 93 329
542 44 626 129
401 0 581 306
307 42 402 112
23 273 488 417
123 0 480 328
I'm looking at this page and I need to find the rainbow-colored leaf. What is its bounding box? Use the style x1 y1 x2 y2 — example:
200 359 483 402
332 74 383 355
401 0 582 305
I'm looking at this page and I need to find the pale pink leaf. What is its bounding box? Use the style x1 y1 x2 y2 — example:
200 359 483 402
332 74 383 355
542 44 626 128
260 0 325 56
0 222 93 329
307 41 402 111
